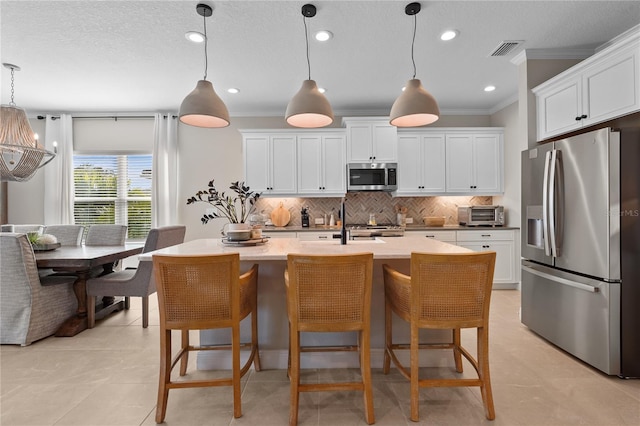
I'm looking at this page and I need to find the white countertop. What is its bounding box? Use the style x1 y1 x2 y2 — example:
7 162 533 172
139 236 470 262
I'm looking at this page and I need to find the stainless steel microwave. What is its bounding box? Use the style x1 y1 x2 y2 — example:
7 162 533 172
458 206 505 226
347 163 397 192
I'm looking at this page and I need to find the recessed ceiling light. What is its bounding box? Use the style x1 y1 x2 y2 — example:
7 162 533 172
440 30 458 41
484 85 496 92
318 87 326 94
185 31 205 43
315 30 333 42
227 88 239 94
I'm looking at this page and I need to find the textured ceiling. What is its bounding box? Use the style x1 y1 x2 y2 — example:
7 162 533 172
1 1 639 118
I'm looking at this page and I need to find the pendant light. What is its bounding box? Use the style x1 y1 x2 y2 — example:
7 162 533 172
285 3 334 128
0 63 55 182
389 2 440 127
179 3 230 128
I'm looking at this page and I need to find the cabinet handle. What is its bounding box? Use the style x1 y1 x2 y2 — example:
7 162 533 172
426 235 435 238
319 235 328 239
581 114 587 119
481 234 491 237
575 116 582 121
483 245 490 249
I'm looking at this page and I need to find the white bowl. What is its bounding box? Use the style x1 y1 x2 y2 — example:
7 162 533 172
226 230 252 241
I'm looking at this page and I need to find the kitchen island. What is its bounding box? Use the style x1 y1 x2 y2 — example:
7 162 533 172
140 236 471 370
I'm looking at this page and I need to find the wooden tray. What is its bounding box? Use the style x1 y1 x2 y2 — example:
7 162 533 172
32 242 61 251
221 237 270 246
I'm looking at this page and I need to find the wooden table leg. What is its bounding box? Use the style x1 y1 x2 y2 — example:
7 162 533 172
55 270 90 337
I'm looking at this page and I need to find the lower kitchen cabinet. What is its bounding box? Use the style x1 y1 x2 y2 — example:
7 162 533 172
296 231 339 241
262 231 297 239
456 230 516 286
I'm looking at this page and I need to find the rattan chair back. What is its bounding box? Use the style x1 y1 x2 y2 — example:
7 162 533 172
411 252 495 329
154 253 240 330
287 253 373 333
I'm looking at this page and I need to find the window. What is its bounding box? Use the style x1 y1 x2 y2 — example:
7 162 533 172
73 155 152 240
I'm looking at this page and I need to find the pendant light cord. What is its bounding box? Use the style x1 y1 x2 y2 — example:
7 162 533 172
303 15 311 81
9 67 16 106
203 11 208 80
411 13 417 79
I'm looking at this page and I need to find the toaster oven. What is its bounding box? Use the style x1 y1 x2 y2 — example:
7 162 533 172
458 206 505 226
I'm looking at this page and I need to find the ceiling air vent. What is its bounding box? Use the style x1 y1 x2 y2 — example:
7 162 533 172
489 40 523 57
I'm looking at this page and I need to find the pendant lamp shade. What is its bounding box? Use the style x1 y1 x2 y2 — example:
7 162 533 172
179 80 230 128
389 79 440 127
285 80 334 128
1 63 55 182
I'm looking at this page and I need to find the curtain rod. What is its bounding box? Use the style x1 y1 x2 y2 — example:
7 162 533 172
37 115 177 120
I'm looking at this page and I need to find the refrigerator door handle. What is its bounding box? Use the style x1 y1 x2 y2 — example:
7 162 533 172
542 150 552 256
549 149 558 257
522 264 600 293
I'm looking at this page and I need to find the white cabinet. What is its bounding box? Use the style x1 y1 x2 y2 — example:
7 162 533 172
456 230 516 286
297 133 346 197
534 29 640 141
343 117 397 163
396 133 446 195
445 131 503 195
405 230 456 243
243 133 297 196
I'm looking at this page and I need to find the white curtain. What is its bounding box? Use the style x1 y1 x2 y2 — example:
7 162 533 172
152 113 179 227
44 114 74 224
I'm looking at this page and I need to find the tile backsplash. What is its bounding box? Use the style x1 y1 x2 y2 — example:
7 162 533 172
253 193 492 226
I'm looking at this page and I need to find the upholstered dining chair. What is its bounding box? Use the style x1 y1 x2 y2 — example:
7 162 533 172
382 251 497 422
85 225 186 328
285 253 375 426
152 253 261 423
43 225 84 246
1 224 44 234
0 233 77 346
84 224 128 246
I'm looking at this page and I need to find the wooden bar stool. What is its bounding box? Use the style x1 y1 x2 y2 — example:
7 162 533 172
152 253 261 423
285 253 375 426
383 251 496 422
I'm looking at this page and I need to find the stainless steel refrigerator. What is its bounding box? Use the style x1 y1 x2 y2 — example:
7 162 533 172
521 127 640 377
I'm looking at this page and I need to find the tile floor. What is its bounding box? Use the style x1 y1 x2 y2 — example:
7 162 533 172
1 290 639 426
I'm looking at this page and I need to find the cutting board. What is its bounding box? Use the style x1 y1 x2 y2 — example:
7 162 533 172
270 202 291 227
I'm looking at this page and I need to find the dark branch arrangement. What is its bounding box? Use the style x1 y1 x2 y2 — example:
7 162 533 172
187 180 260 224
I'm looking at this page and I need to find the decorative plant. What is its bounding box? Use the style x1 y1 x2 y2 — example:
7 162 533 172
187 180 260 224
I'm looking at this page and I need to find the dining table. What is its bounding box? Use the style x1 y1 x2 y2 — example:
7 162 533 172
35 244 143 337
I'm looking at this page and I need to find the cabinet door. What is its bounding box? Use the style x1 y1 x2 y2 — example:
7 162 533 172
297 135 323 194
458 241 515 284
445 134 474 192
270 135 297 194
322 135 346 193
397 134 422 193
371 122 397 162
537 77 582 140
583 45 639 126
297 231 337 241
346 123 372 162
421 134 446 192
474 134 502 193
243 136 270 193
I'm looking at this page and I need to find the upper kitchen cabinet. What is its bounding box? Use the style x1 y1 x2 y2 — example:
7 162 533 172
297 132 346 197
534 27 640 141
343 117 397 163
242 132 297 196
396 132 446 195
445 129 504 195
